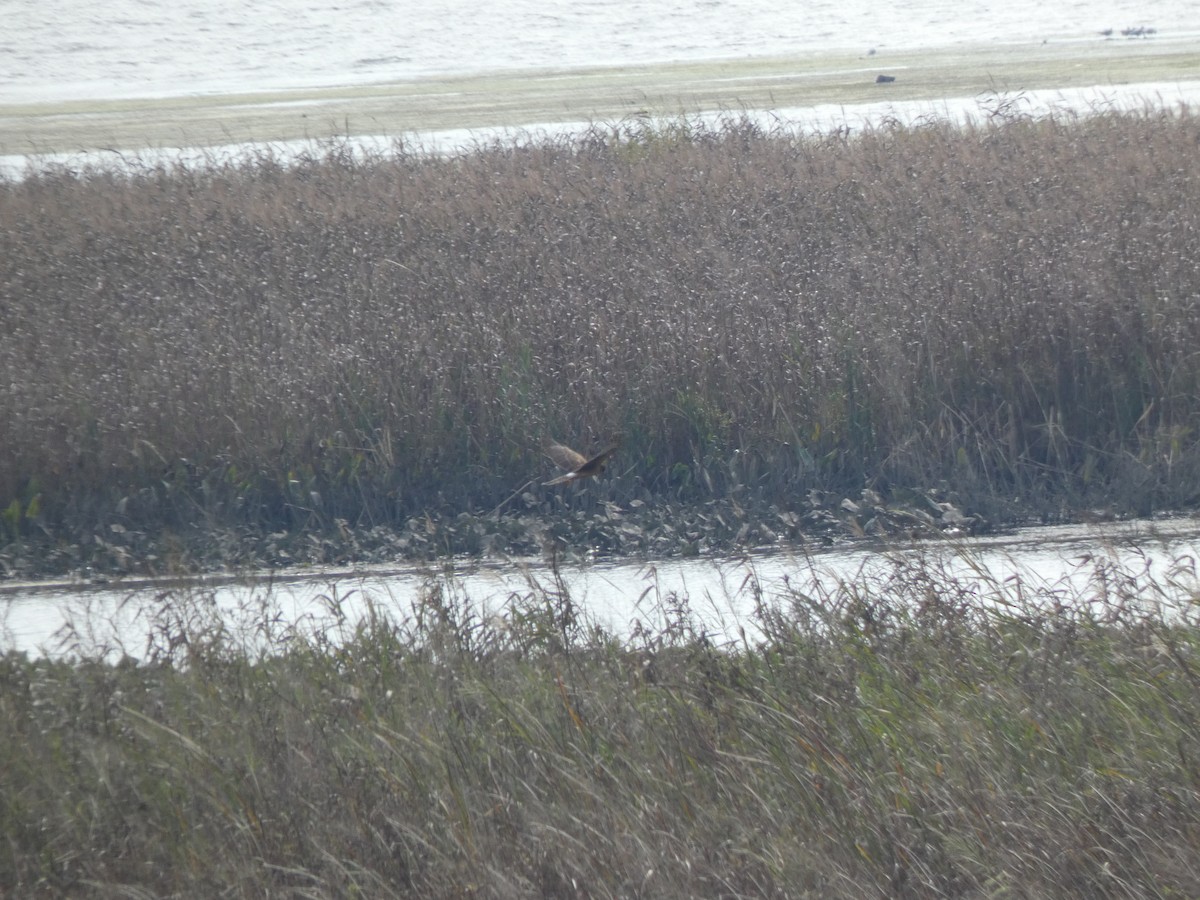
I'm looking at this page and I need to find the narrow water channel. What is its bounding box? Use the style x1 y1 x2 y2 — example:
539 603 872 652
3 517 1198 659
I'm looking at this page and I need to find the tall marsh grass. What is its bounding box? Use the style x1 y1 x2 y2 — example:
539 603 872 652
3 109 1200 566
2 550 1199 896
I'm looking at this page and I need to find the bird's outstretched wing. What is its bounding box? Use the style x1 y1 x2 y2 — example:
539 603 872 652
543 441 619 486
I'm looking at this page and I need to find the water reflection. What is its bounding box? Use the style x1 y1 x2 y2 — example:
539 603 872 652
2 517 1198 659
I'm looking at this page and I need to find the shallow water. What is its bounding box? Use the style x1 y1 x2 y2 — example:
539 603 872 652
3 517 1198 659
7 0 1197 105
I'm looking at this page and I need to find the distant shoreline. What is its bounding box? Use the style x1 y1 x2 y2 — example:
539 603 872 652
3 37 1199 160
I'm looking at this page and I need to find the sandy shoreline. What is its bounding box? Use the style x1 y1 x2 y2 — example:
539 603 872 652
2 37 1199 160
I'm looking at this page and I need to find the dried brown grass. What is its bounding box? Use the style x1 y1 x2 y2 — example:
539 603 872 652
3 109 1200 562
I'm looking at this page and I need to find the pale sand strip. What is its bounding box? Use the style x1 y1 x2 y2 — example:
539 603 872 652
2 39 1198 157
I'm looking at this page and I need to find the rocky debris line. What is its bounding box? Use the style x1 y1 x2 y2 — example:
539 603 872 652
1099 26 1158 38
1 487 985 581
822 487 982 539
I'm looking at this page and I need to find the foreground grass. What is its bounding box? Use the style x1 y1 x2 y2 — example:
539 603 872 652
3 551 1200 897
4 109 1200 575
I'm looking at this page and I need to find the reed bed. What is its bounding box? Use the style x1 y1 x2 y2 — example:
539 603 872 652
3 108 1200 572
3 548 1199 896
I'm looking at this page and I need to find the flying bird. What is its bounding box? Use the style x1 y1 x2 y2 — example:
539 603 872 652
543 440 619 486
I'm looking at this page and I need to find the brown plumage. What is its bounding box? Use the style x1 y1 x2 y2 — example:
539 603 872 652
543 440 619 486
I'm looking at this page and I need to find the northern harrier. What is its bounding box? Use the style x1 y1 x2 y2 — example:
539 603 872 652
543 440 620 486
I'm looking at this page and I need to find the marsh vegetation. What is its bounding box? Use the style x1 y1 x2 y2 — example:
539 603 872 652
3 109 1200 577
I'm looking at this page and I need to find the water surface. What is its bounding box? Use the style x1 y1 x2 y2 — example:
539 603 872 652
4 517 1198 659
8 0 1197 104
